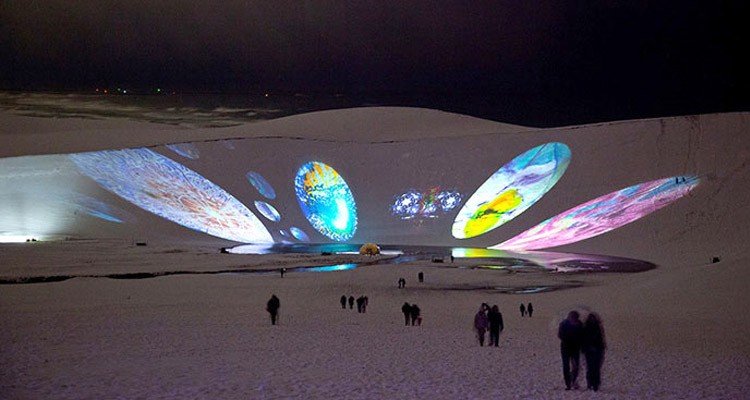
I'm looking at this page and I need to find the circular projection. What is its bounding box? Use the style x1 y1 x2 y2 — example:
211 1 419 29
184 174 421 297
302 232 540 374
290 226 310 242
254 201 281 222
166 143 200 160
452 142 571 239
294 161 357 241
495 175 700 250
70 148 273 243
246 171 276 199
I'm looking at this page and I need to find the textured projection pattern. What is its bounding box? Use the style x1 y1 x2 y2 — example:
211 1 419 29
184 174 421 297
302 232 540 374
294 161 357 241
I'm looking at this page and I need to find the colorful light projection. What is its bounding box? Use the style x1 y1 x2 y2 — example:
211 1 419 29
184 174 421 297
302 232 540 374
495 175 700 250
452 142 571 239
391 187 462 220
69 148 273 243
246 171 276 199
166 143 200 160
290 226 310 242
294 161 357 241
254 201 281 222
72 194 133 223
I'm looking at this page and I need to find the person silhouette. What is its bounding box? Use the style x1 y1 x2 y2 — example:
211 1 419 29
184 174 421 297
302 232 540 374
410 304 421 326
488 305 504 347
527 303 534 317
418 271 424 283
583 313 606 391
558 311 584 390
340 295 347 309
266 295 280 325
520 303 526 317
401 302 412 325
362 296 368 313
348 295 355 309
474 306 489 346
356 296 364 313
280 267 286 278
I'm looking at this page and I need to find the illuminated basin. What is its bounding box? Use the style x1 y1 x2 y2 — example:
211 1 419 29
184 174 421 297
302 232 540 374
70 148 273 243
452 142 571 239
495 175 700 250
294 161 357 241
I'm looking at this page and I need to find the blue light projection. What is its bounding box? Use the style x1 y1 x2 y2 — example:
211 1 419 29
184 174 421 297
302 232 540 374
290 226 310 242
72 194 133 223
166 143 200 160
246 171 276 199
254 201 281 222
69 148 273 243
391 187 462 220
453 142 571 239
294 161 357 241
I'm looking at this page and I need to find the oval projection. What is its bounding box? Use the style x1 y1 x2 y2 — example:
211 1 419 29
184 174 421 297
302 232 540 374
494 175 700 250
294 161 357 241
254 201 281 222
452 142 571 239
69 148 272 243
290 226 310 242
246 171 276 199
166 143 200 160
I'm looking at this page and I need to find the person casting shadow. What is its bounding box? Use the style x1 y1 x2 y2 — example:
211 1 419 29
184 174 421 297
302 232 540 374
402 302 412 326
583 313 606 391
474 306 489 346
266 295 280 325
488 305 504 347
410 304 421 326
558 310 584 390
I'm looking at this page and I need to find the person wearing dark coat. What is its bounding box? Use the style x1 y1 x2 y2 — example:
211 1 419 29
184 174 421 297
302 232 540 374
401 302 412 325
356 296 365 313
520 303 526 317
527 302 534 317
340 295 347 309
474 306 489 346
488 305 504 347
558 310 584 390
410 304 421 326
418 271 424 283
582 313 606 392
362 296 368 313
348 295 355 309
266 295 280 325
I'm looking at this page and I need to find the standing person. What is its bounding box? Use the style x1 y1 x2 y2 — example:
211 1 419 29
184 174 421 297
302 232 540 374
356 296 364 313
362 296 369 313
418 271 424 283
528 303 534 317
474 306 489 346
488 305 504 347
583 313 606 392
558 311 584 390
266 295 280 325
410 304 421 326
340 295 347 309
280 268 286 278
520 303 526 317
401 302 412 325
348 295 355 309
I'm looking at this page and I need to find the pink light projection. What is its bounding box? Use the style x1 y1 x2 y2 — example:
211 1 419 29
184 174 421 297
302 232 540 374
494 176 700 250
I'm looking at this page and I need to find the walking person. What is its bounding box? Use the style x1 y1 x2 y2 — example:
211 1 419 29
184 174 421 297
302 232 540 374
362 296 368 313
488 305 504 347
474 306 489 346
558 311 584 390
340 295 347 309
348 295 355 309
410 304 421 326
520 303 526 317
527 303 534 317
356 296 364 313
266 295 280 325
401 302 412 325
583 313 606 391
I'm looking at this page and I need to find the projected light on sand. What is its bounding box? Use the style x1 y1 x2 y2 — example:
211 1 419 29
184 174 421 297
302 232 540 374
254 201 281 222
495 176 700 250
391 187 462 220
295 161 357 241
453 142 571 239
246 171 276 199
166 143 200 160
70 148 273 243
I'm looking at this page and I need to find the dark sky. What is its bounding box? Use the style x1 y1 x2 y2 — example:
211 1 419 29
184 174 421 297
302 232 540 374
0 1 746 125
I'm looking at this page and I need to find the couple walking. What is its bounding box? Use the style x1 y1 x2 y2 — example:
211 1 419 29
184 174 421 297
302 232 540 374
474 304 503 347
558 310 606 391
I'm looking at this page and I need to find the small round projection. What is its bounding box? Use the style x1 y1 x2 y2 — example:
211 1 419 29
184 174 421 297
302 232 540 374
69 148 272 243
494 175 700 250
290 226 310 242
453 142 571 239
294 161 357 242
246 171 276 199
254 201 281 222
166 143 200 160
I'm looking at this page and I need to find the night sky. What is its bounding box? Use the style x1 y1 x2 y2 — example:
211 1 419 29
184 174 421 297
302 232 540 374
0 1 746 126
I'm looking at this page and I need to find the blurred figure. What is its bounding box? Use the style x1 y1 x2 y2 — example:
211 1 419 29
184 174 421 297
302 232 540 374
527 303 534 317
362 296 369 313
410 304 421 326
474 306 489 346
520 303 526 317
340 295 347 309
488 305 504 347
402 302 412 325
558 310 584 390
356 296 365 313
583 313 606 392
418 271 424 283
348 295 355 309
280 267 286 278
398 277 406 288
266 295 280 325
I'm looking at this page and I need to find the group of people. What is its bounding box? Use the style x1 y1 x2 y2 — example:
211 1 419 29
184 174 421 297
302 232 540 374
401 302 422 326
519 302 534 317
558 310 606 391
338 295 369 313
473 303 504 347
